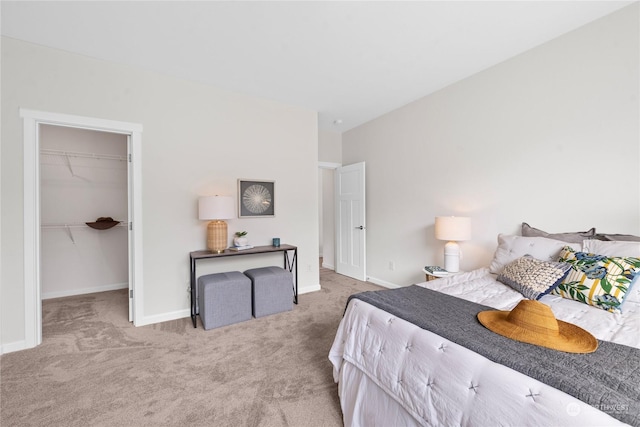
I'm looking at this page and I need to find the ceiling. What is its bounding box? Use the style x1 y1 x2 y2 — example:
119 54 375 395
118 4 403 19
1 1 634 132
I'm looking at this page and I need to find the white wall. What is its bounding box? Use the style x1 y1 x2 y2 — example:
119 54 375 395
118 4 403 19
343 4 640 287
1 37 319 349
40 125 128 299
318 130 342 164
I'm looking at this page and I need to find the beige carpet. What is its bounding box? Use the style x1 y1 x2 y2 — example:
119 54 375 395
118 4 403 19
0 266 381 426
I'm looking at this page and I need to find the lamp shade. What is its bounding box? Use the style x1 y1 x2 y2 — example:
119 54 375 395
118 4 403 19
198 195 234 220
435 216 471 241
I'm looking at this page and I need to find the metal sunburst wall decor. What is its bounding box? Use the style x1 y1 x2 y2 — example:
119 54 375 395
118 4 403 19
238 180 275 217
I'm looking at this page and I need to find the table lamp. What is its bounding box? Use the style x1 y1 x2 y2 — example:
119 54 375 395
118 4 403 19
435 216 471 272
198 195 235 253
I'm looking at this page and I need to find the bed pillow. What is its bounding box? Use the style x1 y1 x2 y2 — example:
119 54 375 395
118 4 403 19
553 246 640 313
582 240 640 258
497 256 571 300
581 240 640 304
601 234 640 242
489 234 581 274
521 222 596 244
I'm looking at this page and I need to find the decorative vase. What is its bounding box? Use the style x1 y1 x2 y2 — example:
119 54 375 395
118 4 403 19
234 237 249 247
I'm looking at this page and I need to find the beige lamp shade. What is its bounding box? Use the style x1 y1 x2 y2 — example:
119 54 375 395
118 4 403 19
435 216 471 242
434 216 471 273
198 195 234 253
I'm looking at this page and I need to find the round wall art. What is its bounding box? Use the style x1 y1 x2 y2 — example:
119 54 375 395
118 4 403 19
238 180 275 217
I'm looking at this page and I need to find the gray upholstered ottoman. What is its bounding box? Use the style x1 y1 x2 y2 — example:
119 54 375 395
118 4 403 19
244 267 293 318
197 271 252 330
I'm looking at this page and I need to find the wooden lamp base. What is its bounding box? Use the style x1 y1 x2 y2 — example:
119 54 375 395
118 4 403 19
207 220 228 253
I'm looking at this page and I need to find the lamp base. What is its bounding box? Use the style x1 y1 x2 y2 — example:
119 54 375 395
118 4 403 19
443 241 460 272
207 220 228 253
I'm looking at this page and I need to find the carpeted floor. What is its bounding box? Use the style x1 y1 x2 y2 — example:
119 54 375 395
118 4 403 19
0 265 381 426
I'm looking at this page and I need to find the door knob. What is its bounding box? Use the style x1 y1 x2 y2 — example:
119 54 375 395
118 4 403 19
355 225 365 230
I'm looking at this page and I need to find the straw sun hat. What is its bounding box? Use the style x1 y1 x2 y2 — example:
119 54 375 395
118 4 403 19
477 300 598 354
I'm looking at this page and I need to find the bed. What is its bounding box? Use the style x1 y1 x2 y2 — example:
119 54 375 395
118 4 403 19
329 233 640 426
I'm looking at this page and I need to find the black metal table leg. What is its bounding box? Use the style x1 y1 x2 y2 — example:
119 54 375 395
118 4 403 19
190 256 197 328
293 248 298 304
283 248 298 304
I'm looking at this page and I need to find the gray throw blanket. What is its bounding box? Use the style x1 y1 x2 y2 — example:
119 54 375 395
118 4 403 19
348 286 640 426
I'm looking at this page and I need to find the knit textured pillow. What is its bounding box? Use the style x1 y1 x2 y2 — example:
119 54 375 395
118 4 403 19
553 246 640 313
497 256 572 300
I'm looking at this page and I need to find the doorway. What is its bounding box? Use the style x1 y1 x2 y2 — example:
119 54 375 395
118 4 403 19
40 125 129 308
318 161 367 281
21 109 144 350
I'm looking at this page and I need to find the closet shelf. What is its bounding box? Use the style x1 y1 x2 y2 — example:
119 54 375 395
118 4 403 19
41 222 128 244
40 149 127 162
41 222 129 229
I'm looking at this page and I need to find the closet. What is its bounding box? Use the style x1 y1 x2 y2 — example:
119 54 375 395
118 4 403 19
39 125 129 302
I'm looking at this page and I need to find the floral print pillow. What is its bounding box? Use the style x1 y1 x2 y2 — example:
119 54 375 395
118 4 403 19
553 246 640 313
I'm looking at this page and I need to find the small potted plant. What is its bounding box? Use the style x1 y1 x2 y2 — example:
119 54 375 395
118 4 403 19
234 231 249 247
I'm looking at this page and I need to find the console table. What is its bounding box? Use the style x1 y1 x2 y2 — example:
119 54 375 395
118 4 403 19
189 244 298 328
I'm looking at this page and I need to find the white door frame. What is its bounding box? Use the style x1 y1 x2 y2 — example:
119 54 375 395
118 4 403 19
20 108 144 349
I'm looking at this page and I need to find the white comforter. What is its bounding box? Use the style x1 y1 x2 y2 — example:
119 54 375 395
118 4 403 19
329 268 640 427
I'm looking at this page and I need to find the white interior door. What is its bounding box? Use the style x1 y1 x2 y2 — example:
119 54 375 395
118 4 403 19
335 162 366 281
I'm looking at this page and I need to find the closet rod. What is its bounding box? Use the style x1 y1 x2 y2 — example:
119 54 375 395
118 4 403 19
40 148 127 162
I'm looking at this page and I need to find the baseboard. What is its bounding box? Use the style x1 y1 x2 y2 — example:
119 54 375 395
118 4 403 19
321 261 335 270
139 309 191 327
299 284 321 294
42 282 129 300
0 340 31 355
366 276 401 289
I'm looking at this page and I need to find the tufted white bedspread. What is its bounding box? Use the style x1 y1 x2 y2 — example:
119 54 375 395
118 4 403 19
329 268 640 427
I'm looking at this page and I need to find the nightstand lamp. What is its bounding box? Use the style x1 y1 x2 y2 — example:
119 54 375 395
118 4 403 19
435 216 471 273
198 195 235 253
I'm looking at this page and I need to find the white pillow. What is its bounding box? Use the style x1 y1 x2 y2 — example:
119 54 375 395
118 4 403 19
582 239 640 258
489 234 581 274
